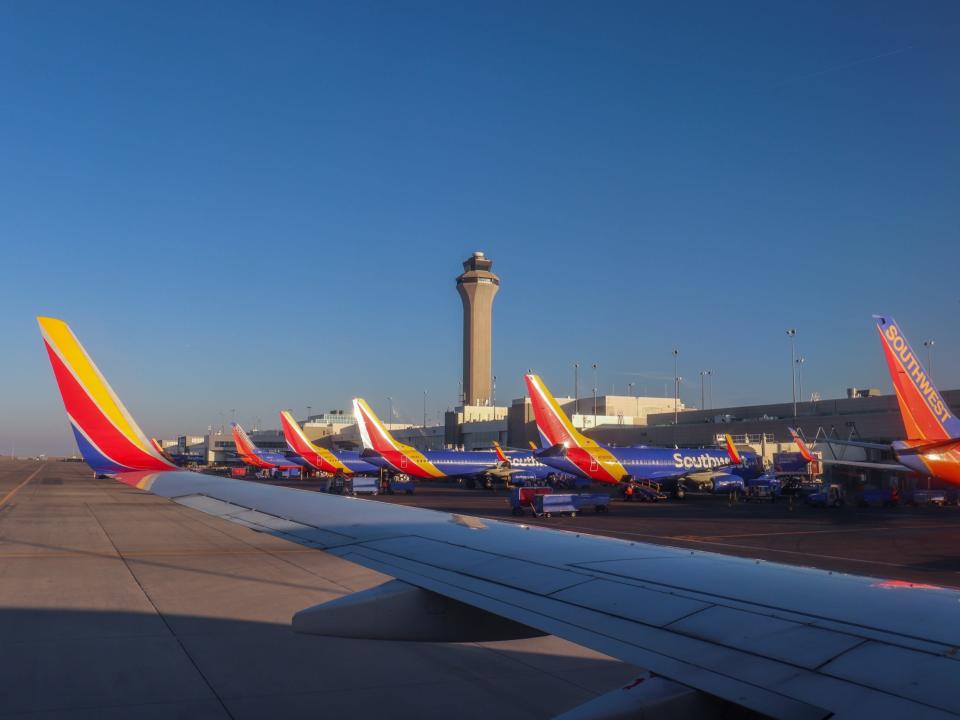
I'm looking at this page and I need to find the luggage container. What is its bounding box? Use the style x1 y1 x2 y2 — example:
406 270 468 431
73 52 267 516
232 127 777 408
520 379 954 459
533 493 578 518
349 476 379 496
509 486 552 516
572 493 610 514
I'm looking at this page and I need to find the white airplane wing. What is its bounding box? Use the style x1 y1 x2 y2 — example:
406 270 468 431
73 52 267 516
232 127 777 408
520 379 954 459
116 469 960 719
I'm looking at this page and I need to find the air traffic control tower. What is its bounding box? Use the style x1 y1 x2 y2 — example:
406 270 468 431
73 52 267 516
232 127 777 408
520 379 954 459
456 251 500 406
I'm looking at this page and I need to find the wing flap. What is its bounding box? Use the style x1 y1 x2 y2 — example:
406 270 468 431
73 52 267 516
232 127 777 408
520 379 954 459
821 641 960 715
667 606 865 670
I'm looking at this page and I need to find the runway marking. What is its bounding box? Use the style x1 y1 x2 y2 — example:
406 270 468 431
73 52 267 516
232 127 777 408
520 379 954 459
670 524 960 541
0 466 44 509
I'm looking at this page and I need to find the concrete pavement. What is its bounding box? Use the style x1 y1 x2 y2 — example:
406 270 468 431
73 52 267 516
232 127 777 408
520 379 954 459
0 461 639 718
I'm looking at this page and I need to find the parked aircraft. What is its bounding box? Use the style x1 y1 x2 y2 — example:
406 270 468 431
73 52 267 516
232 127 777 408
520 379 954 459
491 441 574 486
279 410 379 476
789 315 960 486
352 397 514 483
150 438 203 466
231 422 305 472
150 438 178 464
37 316 960 718
525 373 763 491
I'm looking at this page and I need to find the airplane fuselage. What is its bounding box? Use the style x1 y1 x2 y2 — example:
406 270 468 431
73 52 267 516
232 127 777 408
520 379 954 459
362 448 503 479
893 441 960 485
242 449 307 472
537 446 762 485
501 450 570 483
298 449 379 476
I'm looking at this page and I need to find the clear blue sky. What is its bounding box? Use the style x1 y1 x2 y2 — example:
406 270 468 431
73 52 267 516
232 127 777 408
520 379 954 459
2 1 958 455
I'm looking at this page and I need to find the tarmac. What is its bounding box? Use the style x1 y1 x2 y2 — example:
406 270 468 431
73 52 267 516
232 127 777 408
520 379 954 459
276 477 960 590
0 461 641 719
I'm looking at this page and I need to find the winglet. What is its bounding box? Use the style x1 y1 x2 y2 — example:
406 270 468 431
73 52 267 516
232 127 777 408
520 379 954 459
37 317 175 474
723 434 742 464
788 427 816 463
491 441 508 464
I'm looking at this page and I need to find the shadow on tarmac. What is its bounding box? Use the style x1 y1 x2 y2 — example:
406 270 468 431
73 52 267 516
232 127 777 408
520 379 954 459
0 608 637 719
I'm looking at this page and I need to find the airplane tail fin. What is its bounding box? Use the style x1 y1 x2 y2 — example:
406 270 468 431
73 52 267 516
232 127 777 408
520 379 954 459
874 315 960 442
788 428 816 463
279 410 315 456
524 374 597 450
723 434 742 464
231 423 258 458
353 398 408 454
37 317 175 474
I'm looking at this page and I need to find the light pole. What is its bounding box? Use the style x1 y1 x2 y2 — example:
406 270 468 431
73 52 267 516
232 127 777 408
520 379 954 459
672 349 679 424
786 329 797 417
592 363 598 427
492 375 496 407
574 363 580 416
628 382 636 419
423 391 427 428
796 357 805 405
706 370 713 410
699 370 707 410
307 405 312 423
924 340 935 380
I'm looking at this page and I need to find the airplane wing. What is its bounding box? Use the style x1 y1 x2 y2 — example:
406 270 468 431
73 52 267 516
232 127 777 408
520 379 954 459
789 428 913 474
114 468 959 719
817 458 916 473
814 438 893 452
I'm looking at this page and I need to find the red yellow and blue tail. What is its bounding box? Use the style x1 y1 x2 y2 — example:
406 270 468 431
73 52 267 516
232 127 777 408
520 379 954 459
279 410 352 475
723 434 742 464
230 423 263 463
874 316 960 442
788 427 817 463
524 374 594 450
38 317 176 474
352 398 445 478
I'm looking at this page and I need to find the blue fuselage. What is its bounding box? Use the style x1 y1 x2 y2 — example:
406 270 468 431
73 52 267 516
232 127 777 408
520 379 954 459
253 449 310 470
332 450 380 475
360 447 562 482
502 450 571 483
537 446 763 484
361 448 502 478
